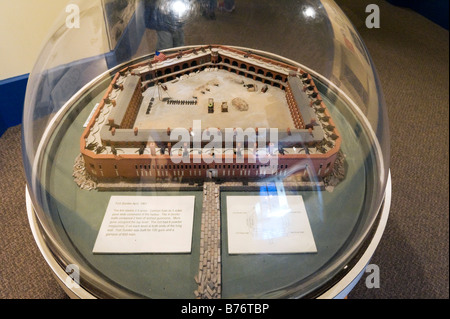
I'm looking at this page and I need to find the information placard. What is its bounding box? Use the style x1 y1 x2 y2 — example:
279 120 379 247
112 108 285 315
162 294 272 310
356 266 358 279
226 195 317 254
93 196 196 254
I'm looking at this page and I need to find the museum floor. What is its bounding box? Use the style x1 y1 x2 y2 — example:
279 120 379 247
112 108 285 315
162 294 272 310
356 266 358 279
0 0 448 299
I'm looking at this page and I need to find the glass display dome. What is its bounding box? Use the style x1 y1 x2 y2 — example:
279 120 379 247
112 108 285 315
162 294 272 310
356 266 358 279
22 0 390 299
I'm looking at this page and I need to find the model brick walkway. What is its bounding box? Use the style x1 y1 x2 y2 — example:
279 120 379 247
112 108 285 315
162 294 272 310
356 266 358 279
194 182 222 299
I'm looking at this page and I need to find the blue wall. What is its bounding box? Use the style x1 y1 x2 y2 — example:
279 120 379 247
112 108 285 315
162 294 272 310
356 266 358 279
387 0 449 29
0 74 29 136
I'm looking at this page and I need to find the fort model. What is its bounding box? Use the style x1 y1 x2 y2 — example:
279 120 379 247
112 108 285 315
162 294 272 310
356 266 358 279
79 45 341 184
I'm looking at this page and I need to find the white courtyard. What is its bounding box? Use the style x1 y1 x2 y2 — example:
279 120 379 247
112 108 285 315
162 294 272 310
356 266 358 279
134 69 295 131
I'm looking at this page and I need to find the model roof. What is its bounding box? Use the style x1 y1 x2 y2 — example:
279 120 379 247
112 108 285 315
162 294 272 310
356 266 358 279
108 75 141 127
287 76 318 126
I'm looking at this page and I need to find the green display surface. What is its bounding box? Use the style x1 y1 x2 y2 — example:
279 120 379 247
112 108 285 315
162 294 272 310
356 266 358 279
34 57 380 299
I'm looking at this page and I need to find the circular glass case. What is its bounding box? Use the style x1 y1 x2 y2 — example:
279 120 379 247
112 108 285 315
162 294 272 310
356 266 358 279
23 0 390 299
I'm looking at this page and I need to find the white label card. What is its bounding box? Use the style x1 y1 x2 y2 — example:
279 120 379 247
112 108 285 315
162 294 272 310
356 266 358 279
226 195 317 254
93 196 196 254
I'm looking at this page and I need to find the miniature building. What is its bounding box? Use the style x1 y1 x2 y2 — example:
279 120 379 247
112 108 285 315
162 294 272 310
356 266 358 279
208 98 215 113
107 75 143 129
80 45 341 182
221 102 228 113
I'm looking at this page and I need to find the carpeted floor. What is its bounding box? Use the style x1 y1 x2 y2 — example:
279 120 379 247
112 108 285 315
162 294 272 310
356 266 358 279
337 0 449 299
0 0 448 299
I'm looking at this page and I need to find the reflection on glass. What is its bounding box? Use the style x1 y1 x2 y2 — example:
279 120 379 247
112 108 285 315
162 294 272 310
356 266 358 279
303 6 317 19
170 0 190 19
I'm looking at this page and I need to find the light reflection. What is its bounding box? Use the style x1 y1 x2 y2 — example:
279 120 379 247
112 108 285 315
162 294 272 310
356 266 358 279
171 0 189 18
251 183 291 240
252 199 290 240
303 6 316 19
